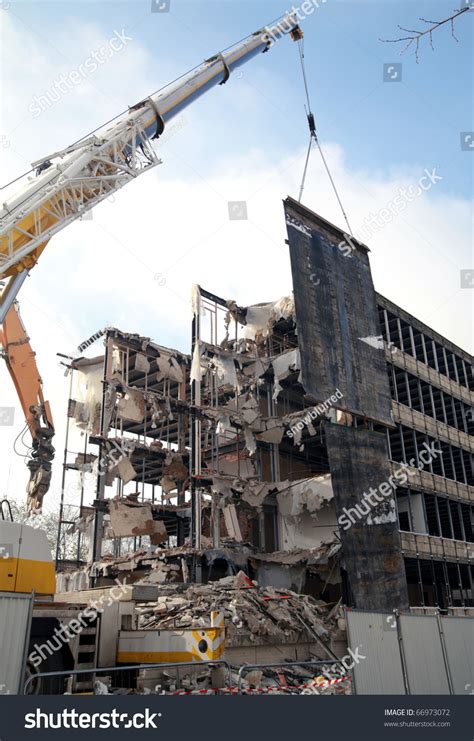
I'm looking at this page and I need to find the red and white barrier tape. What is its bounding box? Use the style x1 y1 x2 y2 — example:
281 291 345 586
168 676 351 695
314 676 350 688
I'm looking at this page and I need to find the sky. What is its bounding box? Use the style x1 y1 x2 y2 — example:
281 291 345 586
0 0 472 513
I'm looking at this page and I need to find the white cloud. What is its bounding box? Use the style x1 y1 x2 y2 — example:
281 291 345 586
0 12 471 511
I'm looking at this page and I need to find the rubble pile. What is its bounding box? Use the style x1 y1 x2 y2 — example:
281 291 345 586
136 572 336 644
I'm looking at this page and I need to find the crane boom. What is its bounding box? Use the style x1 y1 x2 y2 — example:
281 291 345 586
0 15 300 301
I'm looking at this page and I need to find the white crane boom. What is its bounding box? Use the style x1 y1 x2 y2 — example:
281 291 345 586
0 14 301 319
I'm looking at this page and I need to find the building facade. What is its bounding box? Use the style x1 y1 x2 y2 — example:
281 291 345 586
57 200 473 611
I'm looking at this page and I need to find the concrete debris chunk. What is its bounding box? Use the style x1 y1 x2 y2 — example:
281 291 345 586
272 348 300 400
116 455 137 485
233 570 255 589
232 296 295 343
133 353 151 374
223 504 243 542
117 388 145 423
108 498 167 543
245 670 263 688
276 475 334 521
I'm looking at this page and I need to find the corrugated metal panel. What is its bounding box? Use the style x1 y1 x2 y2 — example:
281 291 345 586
347 610 474 695
399 615 450 695
346 610 406 695
284 197 393 426
0 591 33 694
441 616 474 694
325 426 409 611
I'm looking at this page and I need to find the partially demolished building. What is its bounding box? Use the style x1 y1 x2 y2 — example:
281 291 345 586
57 198 473 613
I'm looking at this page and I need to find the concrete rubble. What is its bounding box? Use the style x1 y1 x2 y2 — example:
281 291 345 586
57 536 341 594
93 571 350 696
136 572 334 644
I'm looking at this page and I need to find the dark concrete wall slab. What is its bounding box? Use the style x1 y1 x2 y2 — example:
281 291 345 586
284 197 393 426
325 424 409 611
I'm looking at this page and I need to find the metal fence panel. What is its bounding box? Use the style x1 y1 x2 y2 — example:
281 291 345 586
399 615 450 695
0 591 33 694
441 616 474 695
346 610 406 695
347 610 474 695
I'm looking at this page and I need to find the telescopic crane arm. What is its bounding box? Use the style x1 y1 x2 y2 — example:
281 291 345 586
0 14 301 295
0 14 302 508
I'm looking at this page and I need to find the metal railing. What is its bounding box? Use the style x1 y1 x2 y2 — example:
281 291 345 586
0 499 13 521
23 659 232 695
23 657 350 695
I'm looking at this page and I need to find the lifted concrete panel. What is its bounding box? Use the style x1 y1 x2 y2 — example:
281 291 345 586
284 197 393 426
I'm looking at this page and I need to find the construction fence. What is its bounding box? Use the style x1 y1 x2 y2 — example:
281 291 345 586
346 608 474 695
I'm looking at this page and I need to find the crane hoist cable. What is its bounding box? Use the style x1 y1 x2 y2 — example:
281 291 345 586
296 38 353 237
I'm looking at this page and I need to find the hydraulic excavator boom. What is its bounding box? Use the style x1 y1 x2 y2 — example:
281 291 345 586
0 301 54 511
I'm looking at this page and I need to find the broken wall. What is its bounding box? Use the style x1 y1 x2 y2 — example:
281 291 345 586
276 475 337 550
69 357 104 435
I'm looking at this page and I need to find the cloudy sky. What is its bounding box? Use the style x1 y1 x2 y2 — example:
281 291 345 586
0 0 472 512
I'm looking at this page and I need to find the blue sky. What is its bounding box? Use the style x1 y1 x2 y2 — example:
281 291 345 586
0 0 472 503
11 0 473 196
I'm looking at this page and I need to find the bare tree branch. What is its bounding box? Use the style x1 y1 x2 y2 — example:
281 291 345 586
380 6 472 62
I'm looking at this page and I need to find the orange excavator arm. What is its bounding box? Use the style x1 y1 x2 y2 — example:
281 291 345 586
0 301 54 511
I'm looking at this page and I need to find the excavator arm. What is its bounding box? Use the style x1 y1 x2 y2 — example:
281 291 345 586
0 301 54 511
